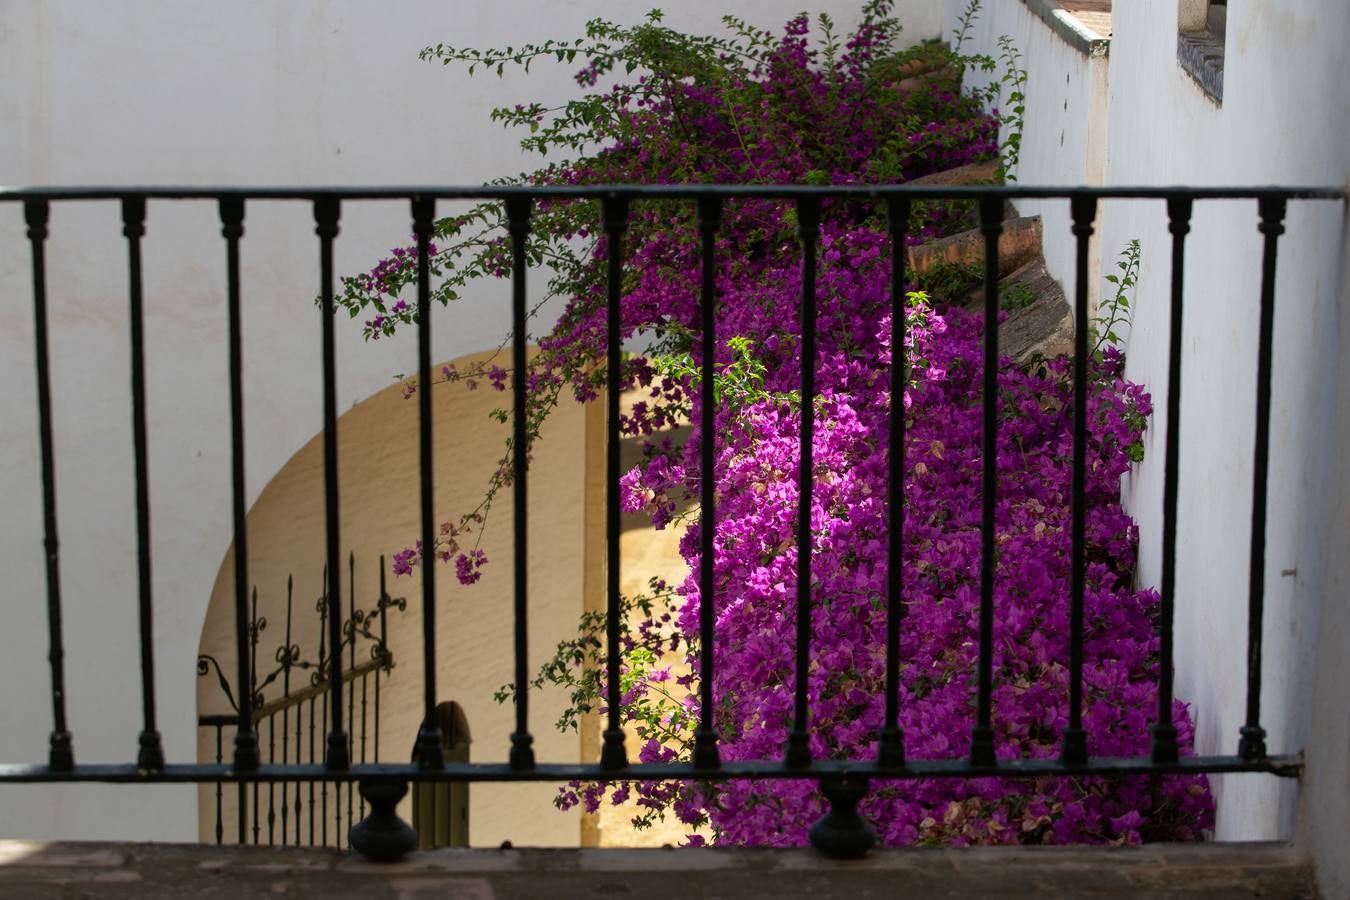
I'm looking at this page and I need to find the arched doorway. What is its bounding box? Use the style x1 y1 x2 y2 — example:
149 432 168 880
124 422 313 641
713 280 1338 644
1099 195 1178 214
194 348 594 847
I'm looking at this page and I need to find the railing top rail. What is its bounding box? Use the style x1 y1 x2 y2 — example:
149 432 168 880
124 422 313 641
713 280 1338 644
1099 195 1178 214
0 753 1305 785
0 184 1344 202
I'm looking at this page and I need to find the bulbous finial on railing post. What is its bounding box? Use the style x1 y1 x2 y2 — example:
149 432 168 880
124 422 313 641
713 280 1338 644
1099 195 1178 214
349 781 417 862
809 776 876 860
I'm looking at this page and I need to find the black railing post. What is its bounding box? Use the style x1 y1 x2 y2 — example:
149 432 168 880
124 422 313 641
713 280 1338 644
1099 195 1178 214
809 776 876 859
507 195 537 772
315 197 350 772
1239 196 1286 761
220 196 259 775
1153 196 1192 765
1061 195 1096 767
349 782 416 862
970 195 1003 769
411 195 445 773
26 199 75 773
879 196 911 770
693 195 723 772
600 194 631 772
787 196 821 772
122 197 165 773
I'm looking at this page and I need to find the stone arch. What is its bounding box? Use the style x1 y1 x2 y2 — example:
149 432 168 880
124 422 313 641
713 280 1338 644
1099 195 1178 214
194 348 593 847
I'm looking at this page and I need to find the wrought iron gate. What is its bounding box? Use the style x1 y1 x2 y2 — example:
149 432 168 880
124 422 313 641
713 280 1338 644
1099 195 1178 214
197 554 402 848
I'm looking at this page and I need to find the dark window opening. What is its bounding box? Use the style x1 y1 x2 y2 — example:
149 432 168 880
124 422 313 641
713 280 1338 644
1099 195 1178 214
1179 0 1226 103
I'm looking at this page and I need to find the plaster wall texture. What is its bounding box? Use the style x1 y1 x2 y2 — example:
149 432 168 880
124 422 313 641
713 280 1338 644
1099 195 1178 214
0 1 941 843
950 0 1350 879
943 0 1110 314
1303 219 1350 900
943 0 1350 881
1095 0 1349 848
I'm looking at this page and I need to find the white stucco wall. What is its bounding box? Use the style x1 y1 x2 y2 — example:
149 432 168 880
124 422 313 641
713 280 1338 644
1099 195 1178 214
1304 216 1350 897
1097 0 1349 847
945 0 1350 878
0 0 941 843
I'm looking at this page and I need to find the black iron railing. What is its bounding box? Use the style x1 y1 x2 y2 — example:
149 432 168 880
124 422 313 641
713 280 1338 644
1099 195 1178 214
1 183 1343 861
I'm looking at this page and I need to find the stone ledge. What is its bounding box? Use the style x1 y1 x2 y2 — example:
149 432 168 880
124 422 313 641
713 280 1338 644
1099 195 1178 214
1023 0 1111 58
0 840 1317 899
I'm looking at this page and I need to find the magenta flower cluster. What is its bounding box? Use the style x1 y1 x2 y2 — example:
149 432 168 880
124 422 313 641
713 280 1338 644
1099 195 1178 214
582 223 1213 845
359 4 1214 845
350 239 437 337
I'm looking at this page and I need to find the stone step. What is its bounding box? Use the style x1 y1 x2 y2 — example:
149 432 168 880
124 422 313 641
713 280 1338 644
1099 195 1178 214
896 42 952 79
909 215 1042 280
905 159 999 187
983 257 1075 363
898 63 961 93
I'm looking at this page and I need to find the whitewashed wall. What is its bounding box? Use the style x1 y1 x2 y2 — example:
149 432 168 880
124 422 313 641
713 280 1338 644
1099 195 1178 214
0 1 941 842
946 0 1350 887
942 0 1109 309
1099 0 1349 850
1307 231 1350 898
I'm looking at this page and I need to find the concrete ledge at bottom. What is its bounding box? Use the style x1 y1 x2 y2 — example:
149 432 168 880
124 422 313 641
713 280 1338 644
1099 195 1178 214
0 840 1317 899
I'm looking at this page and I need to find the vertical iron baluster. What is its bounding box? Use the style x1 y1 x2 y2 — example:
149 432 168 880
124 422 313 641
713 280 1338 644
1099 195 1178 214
251 587 260 845
787 197 821 771
507 196 536 771
360 672 368 820
970 195 1002 768
315 198 350 771
376 556 387 764
26 200 75 772
348 553 356 839
1153 196 1192 764
879 196 912 769
222 195 252 836
122 198 165 772
220 198 259 774
411 196 445 771
295 664 303 846
1239 197 1286 761
267 715 276 844
600 194 630 771
693 196 723 771
308 693 316 845
317 582 329 846
320 683 329 847
214 725 224 844
358 559 370 825
281 575 293 842
237 781 247 845
311 589 322 844
1061 196 1096 766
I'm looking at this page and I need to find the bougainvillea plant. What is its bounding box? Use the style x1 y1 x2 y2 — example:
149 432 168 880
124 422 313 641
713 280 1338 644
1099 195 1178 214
337 1 1215 847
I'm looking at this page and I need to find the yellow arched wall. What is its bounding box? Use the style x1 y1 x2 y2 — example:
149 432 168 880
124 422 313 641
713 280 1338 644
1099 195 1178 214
195 347 591 847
